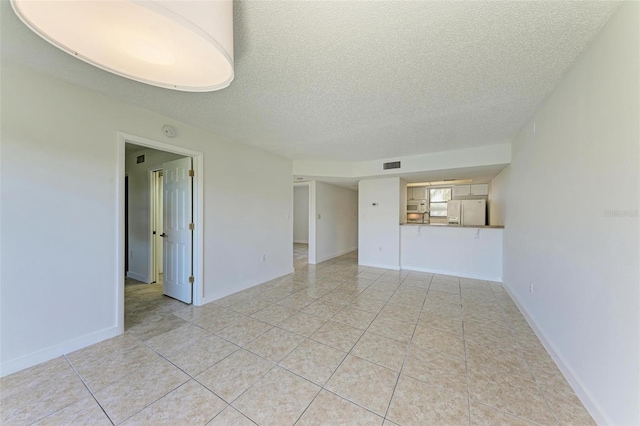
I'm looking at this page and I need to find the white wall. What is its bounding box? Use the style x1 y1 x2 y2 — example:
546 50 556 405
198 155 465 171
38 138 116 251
0 63 293 376
400 226 502 281
399 179 407 224
488 169 508 226
358 177 401 269
314 182 358 263
293 143 511 179
125 147 184 282
293 185 309 244
492 2 639 424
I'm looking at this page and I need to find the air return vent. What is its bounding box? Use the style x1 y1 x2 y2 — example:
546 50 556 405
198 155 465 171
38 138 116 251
383 161 401 170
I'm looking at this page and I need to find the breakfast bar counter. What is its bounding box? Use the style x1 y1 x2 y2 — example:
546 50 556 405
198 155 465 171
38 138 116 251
400 224 503 281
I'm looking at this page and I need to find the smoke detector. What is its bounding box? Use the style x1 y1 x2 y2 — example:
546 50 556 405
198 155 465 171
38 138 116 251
162 125 177 138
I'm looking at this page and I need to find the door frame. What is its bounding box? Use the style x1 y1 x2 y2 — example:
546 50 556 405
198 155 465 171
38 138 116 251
116 132 205 333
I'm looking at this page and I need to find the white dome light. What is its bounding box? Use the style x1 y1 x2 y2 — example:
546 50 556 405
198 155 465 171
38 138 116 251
11 0 234 92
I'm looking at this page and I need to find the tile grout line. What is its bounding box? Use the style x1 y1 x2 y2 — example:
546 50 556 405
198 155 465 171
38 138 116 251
227 266 353 425
210 266 356 424
491 285 562 425
62 355 116 426
463 282 558 425
382 273 434 421
460 280 474 425
311 268 403 421
289 268 408 423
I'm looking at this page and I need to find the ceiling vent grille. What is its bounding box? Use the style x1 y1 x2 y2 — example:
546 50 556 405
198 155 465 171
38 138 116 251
383 161 401 170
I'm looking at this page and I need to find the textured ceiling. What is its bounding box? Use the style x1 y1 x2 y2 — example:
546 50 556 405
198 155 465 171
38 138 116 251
1 1 618 161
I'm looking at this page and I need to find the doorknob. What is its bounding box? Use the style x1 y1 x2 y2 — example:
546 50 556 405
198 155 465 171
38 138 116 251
160 233 168 238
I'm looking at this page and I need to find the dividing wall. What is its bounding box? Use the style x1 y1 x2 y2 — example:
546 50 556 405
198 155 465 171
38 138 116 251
358 177 402 269
0 64 293 376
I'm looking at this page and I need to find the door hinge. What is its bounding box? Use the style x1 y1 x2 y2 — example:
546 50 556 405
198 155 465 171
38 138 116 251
158 171 163 177
188 223 195 230
189 169 194 177
189 276 194 284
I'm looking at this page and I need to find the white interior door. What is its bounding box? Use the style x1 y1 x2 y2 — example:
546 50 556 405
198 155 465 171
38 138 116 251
156 175 163 275
151 170 164 283
162 157 193 303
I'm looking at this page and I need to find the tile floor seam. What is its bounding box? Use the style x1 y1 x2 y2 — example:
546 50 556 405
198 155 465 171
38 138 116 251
140 334 251 407
290 390 323 425
209 406 258 425
460 299 474 426
238 333 308 365
274 345 345 387
285 383 324 426
114 379 192 426
227 364 321 424
312 388 387 423
318 273 399 386
223 358 279 405
189 345 277 402
464 286 556 426
139 338 224 381
381 273 436 421
470 401 548 426
370 272 426 421
487 286 561 425
62 354 116 426
288 270 404 421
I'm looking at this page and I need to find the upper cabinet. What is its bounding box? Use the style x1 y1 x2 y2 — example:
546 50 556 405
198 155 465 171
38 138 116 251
471 184 489 195
453 184 489 197
452 185 471 197
407 186 428 200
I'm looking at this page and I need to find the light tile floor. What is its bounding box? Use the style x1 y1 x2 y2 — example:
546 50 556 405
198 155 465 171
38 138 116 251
1 247 595 425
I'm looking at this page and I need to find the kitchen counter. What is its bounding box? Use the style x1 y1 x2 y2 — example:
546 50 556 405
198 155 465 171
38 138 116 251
400 225 503 281
401 223 504 229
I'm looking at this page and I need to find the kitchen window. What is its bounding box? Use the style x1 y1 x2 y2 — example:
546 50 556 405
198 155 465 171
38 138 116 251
429 187 451 217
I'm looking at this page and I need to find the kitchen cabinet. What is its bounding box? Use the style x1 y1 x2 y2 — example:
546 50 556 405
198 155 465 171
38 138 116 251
470 184 489 196
407 186 428 200
452 184 489 197
452 185 470 197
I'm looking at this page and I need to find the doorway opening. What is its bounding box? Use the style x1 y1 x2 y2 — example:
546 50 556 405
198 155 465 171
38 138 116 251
293 182 311 269
118 132 204 334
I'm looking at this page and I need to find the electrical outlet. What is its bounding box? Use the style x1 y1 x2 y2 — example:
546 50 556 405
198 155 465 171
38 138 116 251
529 282 534 294
261 254 266 262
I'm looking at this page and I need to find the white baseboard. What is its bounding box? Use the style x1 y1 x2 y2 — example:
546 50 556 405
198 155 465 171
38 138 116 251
199 268 295 306
503 285 610 426
314 247 358 264
293 240 309 244
0 326 120 377
400 265 502 282
358 261 400 271
126 271 148 283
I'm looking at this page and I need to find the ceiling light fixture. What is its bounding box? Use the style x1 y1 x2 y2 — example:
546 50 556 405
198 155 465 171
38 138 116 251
10 0 234 92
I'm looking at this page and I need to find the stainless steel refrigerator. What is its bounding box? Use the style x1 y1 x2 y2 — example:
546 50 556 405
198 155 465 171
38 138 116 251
447 199 486 226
